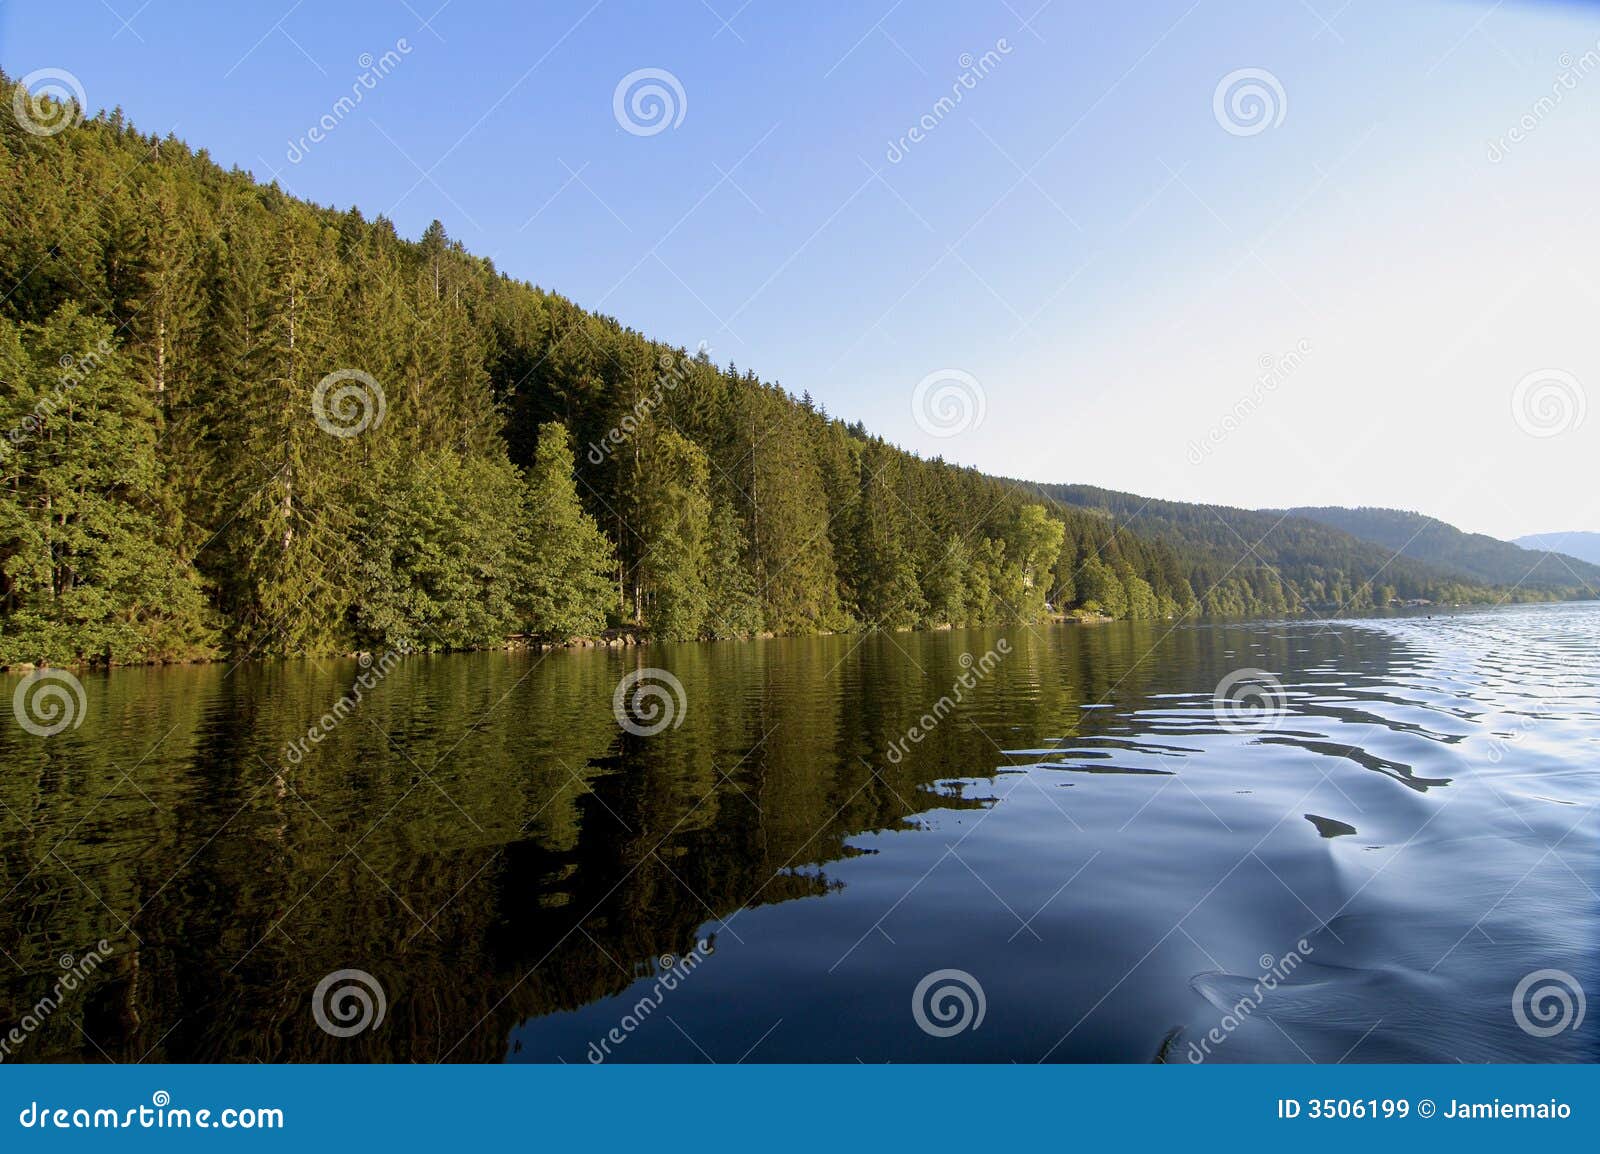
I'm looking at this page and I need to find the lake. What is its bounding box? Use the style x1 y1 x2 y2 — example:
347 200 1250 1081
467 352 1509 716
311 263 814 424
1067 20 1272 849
1 602 1595 1063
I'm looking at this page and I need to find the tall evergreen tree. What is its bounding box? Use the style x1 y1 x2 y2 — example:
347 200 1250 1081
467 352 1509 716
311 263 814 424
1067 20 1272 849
634 428 712 641
517 423 614 638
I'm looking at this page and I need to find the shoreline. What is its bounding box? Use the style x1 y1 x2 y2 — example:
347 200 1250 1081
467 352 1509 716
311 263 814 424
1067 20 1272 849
4 597 1592 677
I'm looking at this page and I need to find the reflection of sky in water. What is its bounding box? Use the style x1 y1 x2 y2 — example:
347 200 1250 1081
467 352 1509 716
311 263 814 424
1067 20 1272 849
2 604 1595 1063
516 603 1599 1063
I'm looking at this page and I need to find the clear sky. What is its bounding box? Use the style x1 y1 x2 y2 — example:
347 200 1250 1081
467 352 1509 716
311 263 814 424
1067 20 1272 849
4 0 1597 539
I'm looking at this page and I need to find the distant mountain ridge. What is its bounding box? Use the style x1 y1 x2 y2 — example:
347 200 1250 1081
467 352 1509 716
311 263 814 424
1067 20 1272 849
1284 507 1600 591
1515 531 1600 567
1028 485 1598 613
1030 484 1553 613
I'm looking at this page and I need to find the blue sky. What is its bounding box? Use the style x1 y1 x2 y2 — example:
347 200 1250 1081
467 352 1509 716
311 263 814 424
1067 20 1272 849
4 0 1598 538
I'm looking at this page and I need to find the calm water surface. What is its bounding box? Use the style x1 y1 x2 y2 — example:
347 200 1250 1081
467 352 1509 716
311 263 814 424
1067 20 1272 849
2 603 1596 1062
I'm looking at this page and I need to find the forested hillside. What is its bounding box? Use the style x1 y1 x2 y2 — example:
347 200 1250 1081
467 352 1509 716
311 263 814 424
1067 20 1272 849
0 78 1588 666
1033 484 1587 614
0 79 1207 665
1286 507 1600 590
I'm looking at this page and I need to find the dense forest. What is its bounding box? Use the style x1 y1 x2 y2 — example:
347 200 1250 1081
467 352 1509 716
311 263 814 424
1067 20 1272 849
1286 506 1600 589
0 77 1588 665
1030 486 1591 615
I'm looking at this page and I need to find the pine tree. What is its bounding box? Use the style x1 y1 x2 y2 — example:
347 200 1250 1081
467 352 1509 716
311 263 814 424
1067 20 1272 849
206 206 355 655
923 535 970 626
701 495 761 638
634 428 711 641
517 423 614 639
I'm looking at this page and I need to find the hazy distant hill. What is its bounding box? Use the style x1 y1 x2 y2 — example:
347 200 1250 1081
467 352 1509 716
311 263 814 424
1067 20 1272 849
1032 487 1600 610
1515 532 1600 567
1034 484 1494 610
1286 507 1600 590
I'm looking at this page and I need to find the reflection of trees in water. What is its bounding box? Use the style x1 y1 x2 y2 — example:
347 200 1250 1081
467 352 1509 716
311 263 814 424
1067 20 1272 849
0 621 1419 1061
0 642 965 1060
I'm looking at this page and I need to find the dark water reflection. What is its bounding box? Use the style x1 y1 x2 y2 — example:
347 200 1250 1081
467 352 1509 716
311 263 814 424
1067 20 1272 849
1 604 1596 1063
